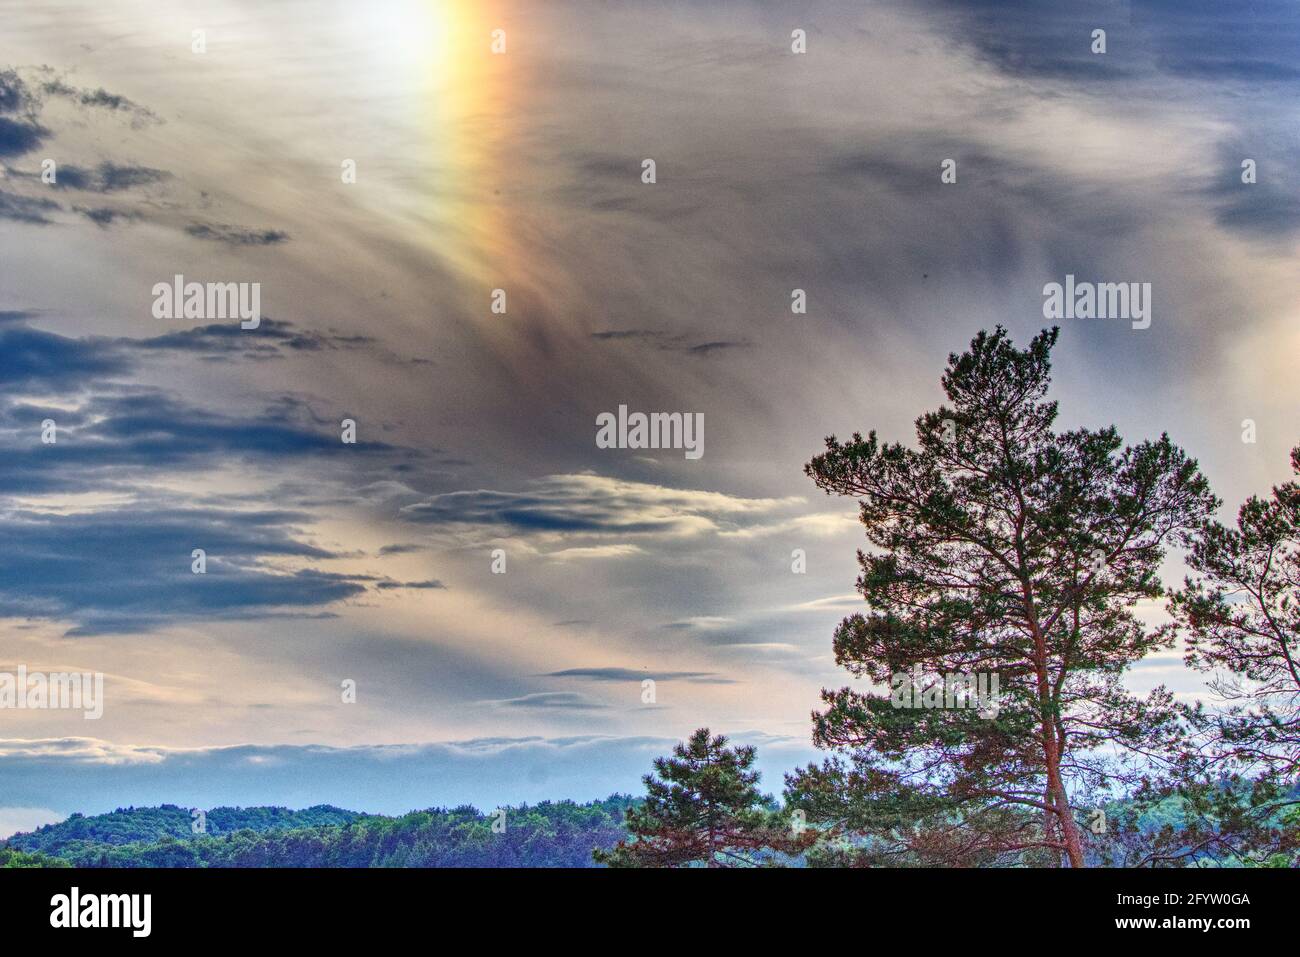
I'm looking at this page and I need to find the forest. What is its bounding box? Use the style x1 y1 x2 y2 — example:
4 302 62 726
2 799 634 867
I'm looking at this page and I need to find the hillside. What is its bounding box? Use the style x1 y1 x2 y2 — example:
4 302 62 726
1 797 635 868
5 804 364 856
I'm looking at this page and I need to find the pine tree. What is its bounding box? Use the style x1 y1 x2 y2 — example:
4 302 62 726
786 327 1217 867
594 729 810 867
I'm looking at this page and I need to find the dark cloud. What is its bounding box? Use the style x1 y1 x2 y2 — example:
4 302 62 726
74 205 137 227
0 313 427 630
590 328 752 358
1205 138 1300 238
918 0 1300 85
0 116 46 156
0 322 130 388
41 78 161 125
589 329 671 342
398 487 667 534
686 340 749 357
185 222 291 246
377 543 427 556
0 187 58 223
0 314 380 393
0 330 409 496
0 69 33 113
0 506 371 635
95 161 168 192
13 161 170 193
399 476 789 538
130 317 377 361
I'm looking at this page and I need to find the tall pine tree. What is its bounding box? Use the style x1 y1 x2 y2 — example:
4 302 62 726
787 327 1217 867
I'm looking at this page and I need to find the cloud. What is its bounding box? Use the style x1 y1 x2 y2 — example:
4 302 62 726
399 474 800 539
0 160 170 227
130 317 377 361
0 316 415 497
914 0 1300 85
73 205 138 227
185 222 291 246
0 69 34 114
0 388 403 497
0 187 57 222
0 322 130 388
685 340 750 357
717 510 859 540
0 735 819 816
43 161 169 193
377 543 427 556
662 616 736 631
0 116 46 156
0 314 427 633
544 544 644 561
0 505 374 634
1204 137 1300 238
784 594 863 613
589 329 671 342
544 667 733 684
486 692 607 712
589 328 752 358
0 737 168 765
40 78 161 125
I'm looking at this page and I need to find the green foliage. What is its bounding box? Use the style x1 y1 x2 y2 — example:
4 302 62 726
595 728 813 867
4 804 363 856
789 327 1219 867
0 847 70 868
1 798 634 868
1088 775 1300 867
1167 443 1300 780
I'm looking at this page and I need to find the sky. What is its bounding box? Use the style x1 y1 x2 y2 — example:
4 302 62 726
0 0 1297 834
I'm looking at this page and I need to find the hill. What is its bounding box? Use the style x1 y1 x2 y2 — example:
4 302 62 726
1 797 634 867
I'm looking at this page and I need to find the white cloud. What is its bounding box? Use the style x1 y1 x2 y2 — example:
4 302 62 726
545 544 644 561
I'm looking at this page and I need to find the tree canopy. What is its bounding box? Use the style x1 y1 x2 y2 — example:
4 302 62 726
787 327 1218 867
595 729 810 867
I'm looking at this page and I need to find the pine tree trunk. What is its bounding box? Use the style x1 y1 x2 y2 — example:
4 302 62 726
1043 789 1060 867
1025 602 1086 868
1046 753 1085 868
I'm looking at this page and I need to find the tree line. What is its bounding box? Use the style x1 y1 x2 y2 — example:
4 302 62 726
2 799 634 867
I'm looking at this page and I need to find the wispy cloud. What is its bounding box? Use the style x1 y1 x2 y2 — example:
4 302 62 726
544 667 733 684
399 474 801 540
184 222 291 246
